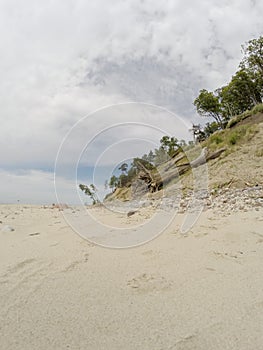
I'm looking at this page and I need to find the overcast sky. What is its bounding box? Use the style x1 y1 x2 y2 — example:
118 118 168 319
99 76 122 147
0 0 262 204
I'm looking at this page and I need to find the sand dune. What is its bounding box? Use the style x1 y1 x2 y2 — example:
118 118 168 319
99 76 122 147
0 204 263 349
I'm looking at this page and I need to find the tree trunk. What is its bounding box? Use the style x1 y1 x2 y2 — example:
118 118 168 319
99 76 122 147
138 148 226 192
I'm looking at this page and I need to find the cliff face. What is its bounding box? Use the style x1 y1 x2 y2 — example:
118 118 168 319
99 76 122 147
105 112 263 203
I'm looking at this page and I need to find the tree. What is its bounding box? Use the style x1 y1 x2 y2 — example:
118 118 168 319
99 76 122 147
178 139 187 147
240 36 263 103
147 150 155 164
118 163 128 174
79 183 98 204
241 36 263 74
154 146 169 165
168 137 179 157
126 166 137 183
160 136 179 157
203 121 220 137
109 175 118 192
194 35 263 129
132 157 154 171
141 150 155 164
160 136 170 151
118 174 129 187
194 89 224 127
220 69 262 117
190 124 206 143
142 154 148 162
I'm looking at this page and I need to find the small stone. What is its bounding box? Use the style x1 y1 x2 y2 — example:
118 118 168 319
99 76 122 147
29 232 40 236
180 200 187 208
1 225 15 232
127 210 137 217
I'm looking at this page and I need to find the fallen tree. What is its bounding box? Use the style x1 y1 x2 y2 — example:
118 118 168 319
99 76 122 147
138 147 226 192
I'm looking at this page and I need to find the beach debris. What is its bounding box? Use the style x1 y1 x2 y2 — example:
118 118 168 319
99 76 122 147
127 210 137 217
51 203 69 210
29 232 40 236
136 147 226 193
1 225 15 232
111 185 263 214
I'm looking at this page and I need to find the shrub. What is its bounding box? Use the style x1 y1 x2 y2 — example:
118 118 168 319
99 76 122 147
229 133 238 145
255 149 263 157
210 134 223 145
228 126 248 145
251 103 263 114
227 103 263 128
227 110 251 128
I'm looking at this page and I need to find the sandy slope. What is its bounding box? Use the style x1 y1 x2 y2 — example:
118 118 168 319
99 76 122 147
207 121 263 189
0 205 263 349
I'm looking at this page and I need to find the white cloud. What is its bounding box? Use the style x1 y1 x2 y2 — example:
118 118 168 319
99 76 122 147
0 168 75 204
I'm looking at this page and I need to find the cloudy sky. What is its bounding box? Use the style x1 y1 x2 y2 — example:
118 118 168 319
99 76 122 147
0 0 262 204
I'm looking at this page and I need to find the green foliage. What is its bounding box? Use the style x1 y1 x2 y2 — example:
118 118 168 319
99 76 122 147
179 139 187 147
227 110 252 128
228 127 247 145
118 163 128 173
194 89 223 127
160 136 179 157
109 175 118 191
148 150 155 163
127 166 137 178
239 36 263 104
118 174 129 187
194 35 263 131
105 134 185 194
154 146 169 165
141 150 155 164
228 133 238 145
190 124 206 142
210 133 223 145
226 103 263 128
204 124 258 152
79 183 98 204
251 103 263 114
133 157 154 170
204 121 220 137
142 154 148 161
241 36 263 74
220 69 262 118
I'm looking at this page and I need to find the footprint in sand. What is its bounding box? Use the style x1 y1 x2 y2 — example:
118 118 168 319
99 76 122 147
212 250 244 262
127 273 171 293
61 253 89 273
141 250 154 256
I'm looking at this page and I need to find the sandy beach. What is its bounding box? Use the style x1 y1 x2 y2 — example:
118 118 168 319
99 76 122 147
1 203 263 349
1 1 263 349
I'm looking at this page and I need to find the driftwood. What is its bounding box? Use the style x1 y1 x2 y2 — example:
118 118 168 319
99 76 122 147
164 153 186 172
138 147 226 192
206 148 227 161
134 159 162 191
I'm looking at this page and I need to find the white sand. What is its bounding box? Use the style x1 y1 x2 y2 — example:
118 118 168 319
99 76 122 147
1 204 263 349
